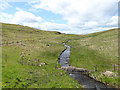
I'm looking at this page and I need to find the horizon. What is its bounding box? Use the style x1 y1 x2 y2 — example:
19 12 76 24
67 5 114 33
0 0 118 34
1 22 118 35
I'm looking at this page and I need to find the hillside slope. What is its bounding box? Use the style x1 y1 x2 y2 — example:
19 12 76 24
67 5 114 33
67 29 118 87
2 23 81 88
1 23 118 88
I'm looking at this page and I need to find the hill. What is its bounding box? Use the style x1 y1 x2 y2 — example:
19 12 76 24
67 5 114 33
1 23 118 88
1 23 81 88
67 28 118 87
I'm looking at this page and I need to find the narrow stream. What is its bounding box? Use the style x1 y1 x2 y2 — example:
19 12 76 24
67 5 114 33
59 41 116 89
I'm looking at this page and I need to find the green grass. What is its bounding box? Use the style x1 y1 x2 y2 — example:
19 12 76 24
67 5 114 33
2 23 81 88
67 29 118 87
2 23 118 88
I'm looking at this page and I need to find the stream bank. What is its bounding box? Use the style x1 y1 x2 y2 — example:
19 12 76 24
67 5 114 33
58 41 116 89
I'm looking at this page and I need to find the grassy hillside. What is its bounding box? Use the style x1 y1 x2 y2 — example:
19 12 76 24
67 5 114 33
67 29 118 87
2 23 81 88
1 23 118 88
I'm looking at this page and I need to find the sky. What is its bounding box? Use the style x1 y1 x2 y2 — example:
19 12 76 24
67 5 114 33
0 0 119 34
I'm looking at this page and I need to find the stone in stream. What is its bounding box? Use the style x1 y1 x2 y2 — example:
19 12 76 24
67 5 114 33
59 66 90 75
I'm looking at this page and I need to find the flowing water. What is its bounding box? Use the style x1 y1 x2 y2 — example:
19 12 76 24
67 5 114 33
59 42 116 89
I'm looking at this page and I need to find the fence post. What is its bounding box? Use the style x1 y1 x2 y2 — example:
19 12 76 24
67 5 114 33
37 59 39 66
21 55 24 65
5 55 7 62
113 64 115 71
6 42 8 46
94 64 97 72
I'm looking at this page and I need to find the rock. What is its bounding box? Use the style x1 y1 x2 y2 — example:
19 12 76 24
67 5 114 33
59 66 89 74
39 62 46 67
60 66 76 71
46 44 50 46
21 44 25 46
103 71 115 77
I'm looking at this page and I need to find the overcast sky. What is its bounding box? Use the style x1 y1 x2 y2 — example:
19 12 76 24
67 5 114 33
0 0 118 34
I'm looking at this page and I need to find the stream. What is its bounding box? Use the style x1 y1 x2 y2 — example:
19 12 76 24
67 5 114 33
59 41 116 89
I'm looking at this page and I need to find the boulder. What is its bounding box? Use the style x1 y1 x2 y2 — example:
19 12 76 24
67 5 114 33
60 66 76 71
103 71 115 77
39 62 46 67
59 66 89 74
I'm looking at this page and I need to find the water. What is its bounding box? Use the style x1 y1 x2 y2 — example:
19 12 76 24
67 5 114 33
59 42 116 89
59 42 70 67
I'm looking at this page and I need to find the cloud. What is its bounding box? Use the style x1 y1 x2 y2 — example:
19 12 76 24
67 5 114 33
0 0 12 9
39 22 69 30
11 10 43 24
28 0 118 34
106 16 118 27
0 9 44 28
0 13 13 23
0 11 118 34
30 0 118 22
0 10 72 33
0 0 118 34
84 21 98 28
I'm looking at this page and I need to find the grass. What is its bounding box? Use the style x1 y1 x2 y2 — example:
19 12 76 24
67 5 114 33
66 29 118 87
1 23 118 88
2 23 81 88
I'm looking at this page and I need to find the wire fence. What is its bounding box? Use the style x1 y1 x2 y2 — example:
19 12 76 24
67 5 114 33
3 53 118 73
